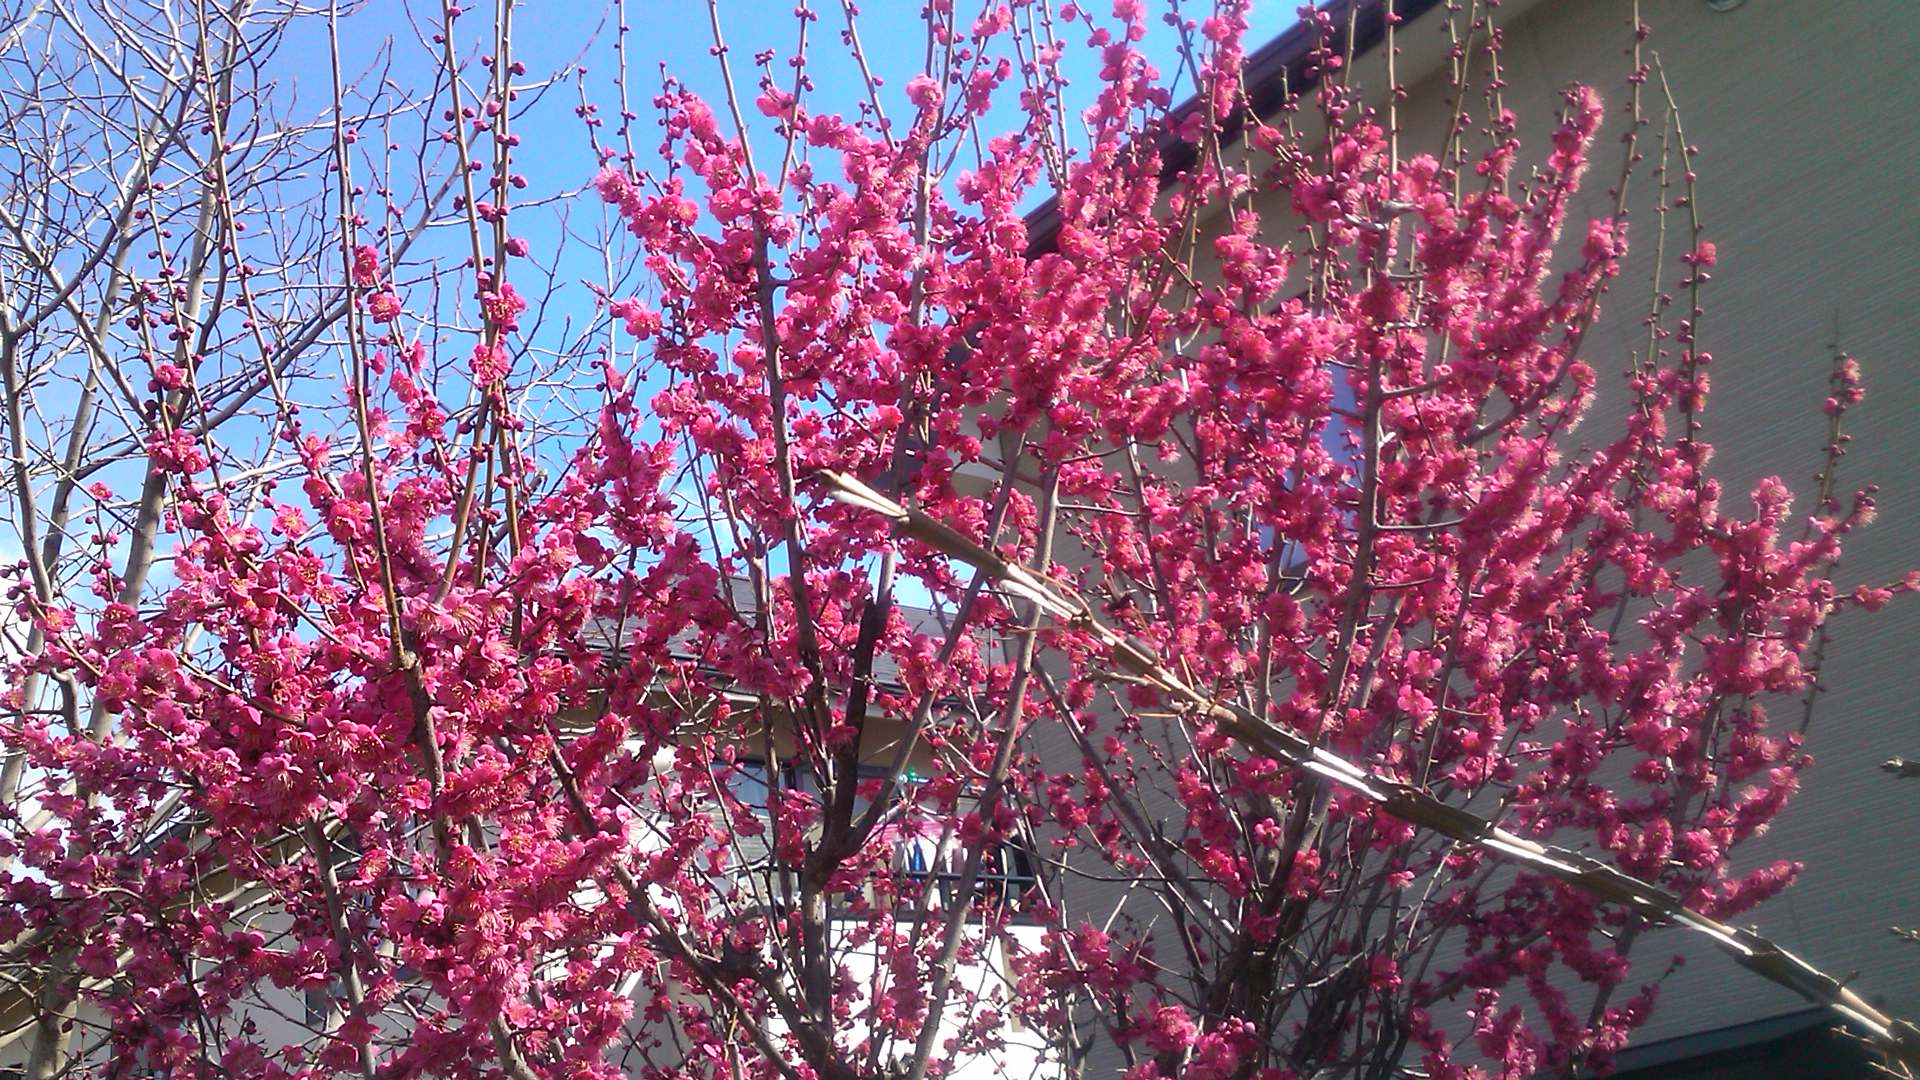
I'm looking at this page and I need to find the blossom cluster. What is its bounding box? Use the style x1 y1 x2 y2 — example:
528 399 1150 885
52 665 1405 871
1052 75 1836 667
2 2 1909 1079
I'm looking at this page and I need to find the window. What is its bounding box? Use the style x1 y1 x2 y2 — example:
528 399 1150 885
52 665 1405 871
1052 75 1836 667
899 834 1040 916
723 759 1042 920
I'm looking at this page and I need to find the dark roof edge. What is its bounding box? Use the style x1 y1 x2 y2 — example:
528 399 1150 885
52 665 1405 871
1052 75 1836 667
1021 0 1446 258
1607 1007 1837 1073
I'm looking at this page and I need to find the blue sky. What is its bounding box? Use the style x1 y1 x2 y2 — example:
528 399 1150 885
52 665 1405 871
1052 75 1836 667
311 0 1309 518
1 1 1315 592
317 0 1308 222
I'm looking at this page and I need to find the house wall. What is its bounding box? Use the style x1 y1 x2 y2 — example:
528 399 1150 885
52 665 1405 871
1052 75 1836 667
1322 0 1920 1051
1033 0 1920 1067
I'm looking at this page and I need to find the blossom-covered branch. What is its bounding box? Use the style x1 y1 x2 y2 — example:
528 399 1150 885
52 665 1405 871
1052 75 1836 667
817 466 1920 1071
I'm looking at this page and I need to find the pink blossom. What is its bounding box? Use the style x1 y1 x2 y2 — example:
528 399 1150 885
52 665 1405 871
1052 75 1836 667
906 74 943 110
351 243 382 286
469 341 509 382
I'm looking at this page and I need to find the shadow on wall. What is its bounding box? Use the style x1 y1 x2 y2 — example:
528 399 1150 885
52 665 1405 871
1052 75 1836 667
1607 1009 1877 1079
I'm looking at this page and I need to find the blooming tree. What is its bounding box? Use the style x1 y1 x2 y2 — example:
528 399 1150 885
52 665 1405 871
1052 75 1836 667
2 1 1916 1079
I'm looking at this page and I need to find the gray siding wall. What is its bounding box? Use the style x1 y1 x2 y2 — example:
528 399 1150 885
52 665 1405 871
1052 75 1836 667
1378 0 1920 1049
1105 0 1920 1060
